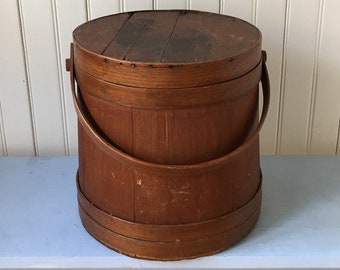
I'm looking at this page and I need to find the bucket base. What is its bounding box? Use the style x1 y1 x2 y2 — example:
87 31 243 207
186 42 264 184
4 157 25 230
76 172 262 261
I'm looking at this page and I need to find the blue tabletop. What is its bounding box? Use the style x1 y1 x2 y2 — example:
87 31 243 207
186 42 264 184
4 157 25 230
0 156 340 269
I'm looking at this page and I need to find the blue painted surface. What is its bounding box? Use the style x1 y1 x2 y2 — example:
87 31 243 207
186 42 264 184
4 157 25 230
0 156 340 268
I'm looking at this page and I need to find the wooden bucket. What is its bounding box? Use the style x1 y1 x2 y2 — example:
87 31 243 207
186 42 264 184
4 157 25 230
66 10 270 260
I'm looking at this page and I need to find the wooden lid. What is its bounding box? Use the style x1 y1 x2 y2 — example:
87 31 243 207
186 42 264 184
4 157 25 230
73 10 262 88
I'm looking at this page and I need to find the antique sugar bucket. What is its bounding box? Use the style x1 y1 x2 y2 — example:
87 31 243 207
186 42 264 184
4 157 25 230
66 10 270 260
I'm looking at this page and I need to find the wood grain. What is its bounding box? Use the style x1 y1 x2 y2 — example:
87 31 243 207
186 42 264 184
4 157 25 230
68 10 268 260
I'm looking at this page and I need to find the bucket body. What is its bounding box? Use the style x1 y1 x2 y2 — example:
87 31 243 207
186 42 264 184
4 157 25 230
68 10 269 260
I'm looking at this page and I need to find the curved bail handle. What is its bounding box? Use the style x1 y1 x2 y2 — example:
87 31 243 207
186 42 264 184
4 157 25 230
66 43 270 172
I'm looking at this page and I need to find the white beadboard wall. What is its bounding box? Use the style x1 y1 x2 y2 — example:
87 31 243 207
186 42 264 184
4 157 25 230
0 0 339 156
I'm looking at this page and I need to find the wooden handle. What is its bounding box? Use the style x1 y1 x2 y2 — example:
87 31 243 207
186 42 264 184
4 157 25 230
67 43 270 174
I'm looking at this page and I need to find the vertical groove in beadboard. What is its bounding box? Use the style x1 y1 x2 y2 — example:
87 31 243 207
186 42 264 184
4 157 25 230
219 0 224 14
152 0 156 9
336 118 340 155
52 0 69 155
0 98 8 156
187 0 191 9
17 0 38 156
306 0 325 154
122 0 127 12
119 0 124 12
276 0 291 154
86 0 91 20
252 0 258 25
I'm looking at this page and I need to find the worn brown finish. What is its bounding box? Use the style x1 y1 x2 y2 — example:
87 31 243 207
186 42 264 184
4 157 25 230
67 10 270 260
77 177 262 260
72 10 261 88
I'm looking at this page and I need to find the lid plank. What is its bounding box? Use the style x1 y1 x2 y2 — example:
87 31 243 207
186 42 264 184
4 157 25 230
162 11 260 63
73 13 131 54
103 11 183 62
74 10 260 64
72 10 262 88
